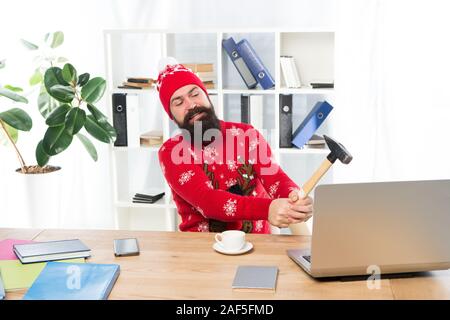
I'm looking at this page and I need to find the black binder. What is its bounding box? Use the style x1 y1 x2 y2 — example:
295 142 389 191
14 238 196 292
279 94 293 148
112 93 127 146
240 94 250 124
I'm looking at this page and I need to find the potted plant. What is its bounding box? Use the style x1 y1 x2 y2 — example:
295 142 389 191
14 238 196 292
0 32 116 227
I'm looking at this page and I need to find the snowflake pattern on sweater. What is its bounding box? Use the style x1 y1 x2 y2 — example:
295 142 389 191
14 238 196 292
158 120 300 233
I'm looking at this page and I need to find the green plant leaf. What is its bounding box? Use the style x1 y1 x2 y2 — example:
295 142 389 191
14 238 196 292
87 104 108 125
87 104 116 140
4 85 23 92
0 87 28 103
48 84 75 103
77 73 90 86
45 104 71 126
0 122 18 144
62 63 77 84
81 77 106 103
84 115 115 143
43 125 73 156
20 39 39 50
29 69 43 86
44 67 69 89
38 91 59 118
36 140 50 167
76 133 98 161
0 108 32 131
65 108 86 135
50 31 64 48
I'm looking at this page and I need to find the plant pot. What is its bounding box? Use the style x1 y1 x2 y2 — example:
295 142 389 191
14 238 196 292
13 165 62 228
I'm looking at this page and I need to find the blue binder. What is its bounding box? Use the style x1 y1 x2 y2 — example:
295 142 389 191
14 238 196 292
23 262 120 300
291 101 333 149
236 39 275 90
222 37 257 89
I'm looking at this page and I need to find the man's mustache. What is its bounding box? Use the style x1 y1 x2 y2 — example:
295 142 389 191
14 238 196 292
183 106 212 125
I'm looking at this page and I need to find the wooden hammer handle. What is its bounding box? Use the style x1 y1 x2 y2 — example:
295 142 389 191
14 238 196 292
300 159 333 198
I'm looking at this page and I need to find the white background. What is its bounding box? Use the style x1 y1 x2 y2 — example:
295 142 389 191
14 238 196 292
1 0 449 229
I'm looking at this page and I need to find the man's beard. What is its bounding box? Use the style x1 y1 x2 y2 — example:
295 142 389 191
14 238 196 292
174 103 221 144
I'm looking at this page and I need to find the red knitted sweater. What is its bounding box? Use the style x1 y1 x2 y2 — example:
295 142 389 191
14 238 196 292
158 120 300 233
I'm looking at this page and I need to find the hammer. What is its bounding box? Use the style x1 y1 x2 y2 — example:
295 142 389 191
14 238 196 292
289 135 353 235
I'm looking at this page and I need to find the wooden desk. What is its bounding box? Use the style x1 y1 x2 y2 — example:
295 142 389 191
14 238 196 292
2 228 450 300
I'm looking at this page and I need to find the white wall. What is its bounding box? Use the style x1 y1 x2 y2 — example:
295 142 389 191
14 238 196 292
2 0 449 229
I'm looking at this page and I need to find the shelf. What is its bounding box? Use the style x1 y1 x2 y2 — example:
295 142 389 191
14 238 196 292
278 146 329 155
110 88 218 95
115 199 176 209
106 28 336 231
111 88 156 95
222 89 276 95
278 87 334 95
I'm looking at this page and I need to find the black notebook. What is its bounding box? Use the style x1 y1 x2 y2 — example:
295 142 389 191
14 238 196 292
132 191 165 203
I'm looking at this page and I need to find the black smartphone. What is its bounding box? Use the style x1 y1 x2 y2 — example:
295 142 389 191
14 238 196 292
113 238 140 257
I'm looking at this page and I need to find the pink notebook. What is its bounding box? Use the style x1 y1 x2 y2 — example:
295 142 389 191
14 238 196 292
0 239 36 260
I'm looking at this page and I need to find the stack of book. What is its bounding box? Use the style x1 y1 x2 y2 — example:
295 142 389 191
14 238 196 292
0 239 86 292
118 77 155 89
132 191 165 204
140 130 163 147
306 134 326 147
280 56 302 88
222 37 275 90
183 63 215 89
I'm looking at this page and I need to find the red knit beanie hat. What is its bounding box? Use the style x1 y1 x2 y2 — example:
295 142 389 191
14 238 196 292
156 57 208 119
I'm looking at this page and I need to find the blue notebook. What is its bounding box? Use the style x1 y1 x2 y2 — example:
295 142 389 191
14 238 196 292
292 101 333 149
23 262 120 300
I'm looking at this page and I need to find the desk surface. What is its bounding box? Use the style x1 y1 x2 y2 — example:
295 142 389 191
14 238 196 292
1 228 450 300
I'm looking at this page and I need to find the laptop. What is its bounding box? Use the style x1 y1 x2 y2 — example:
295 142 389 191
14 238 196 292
287 179 450 278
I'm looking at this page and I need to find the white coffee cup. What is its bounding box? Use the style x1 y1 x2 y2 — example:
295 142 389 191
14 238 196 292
215 230 246 251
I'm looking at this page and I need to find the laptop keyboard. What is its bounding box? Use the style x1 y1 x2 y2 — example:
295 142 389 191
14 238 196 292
302 255 311 263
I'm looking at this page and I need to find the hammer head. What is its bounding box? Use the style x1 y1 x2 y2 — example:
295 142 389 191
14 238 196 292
323 135 353 164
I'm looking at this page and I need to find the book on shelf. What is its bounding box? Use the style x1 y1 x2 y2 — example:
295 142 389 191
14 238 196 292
195 71 216 82
140 130 163 147
279 94 293 148
310 79 334 89
122 81 153 88
291 101 333 149
127 77 155 84
118 85 142 90
222 37 258 89
240 94 263 133
236 38 275 90
306 134 326 146
117 77 155 89
132 191 165 204
280 56 302 88
182 63 214 73
203 81 215 89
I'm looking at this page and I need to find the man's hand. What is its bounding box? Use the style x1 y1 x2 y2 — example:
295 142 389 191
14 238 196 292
268 197 312 228
288 190 313 223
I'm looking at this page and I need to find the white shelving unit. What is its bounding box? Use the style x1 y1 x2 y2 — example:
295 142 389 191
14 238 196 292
104 28 335 231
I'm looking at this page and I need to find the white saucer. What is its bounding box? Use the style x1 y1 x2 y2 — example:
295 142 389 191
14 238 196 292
213 241 253 255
